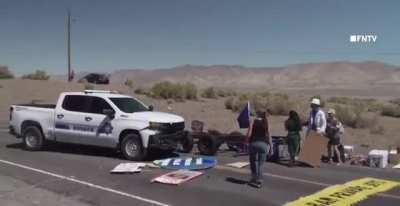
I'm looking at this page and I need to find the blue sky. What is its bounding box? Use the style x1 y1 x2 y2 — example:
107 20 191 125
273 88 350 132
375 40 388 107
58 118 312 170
1 0 400 75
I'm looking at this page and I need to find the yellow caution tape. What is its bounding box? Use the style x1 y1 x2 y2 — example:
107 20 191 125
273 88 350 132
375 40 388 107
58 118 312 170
285 177 400 206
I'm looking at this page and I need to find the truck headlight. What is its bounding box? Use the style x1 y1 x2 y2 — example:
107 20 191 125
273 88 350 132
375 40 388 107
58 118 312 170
149 122 163 130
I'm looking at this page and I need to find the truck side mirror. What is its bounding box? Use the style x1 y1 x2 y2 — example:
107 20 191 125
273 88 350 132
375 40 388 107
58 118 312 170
148 105 154 111
102 109 115 119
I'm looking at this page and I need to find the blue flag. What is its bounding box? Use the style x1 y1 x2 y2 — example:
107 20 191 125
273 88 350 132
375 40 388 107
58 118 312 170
237 101 251 128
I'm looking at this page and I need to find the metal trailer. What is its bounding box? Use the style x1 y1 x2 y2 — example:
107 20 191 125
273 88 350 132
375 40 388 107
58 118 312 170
185 120 247 156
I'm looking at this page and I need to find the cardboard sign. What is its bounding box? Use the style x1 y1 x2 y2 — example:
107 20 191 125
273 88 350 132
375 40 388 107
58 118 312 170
226 162 250 168
151 170 203 185
110 163 146 173
298 132 329 167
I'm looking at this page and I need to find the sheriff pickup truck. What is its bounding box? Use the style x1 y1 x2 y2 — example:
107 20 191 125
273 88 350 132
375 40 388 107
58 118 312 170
9 90 193 160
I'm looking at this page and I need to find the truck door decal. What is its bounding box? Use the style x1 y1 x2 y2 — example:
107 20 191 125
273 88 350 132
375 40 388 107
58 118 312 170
55 122 70 130
96 116 113 136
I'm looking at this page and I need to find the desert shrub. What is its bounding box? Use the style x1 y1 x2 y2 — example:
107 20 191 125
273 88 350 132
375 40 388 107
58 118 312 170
134 87 148 95
217 89 227 97
183 82 198 100
151 81 175 99
124 79 134 89
333 105 359 128
381 105 400 118
327 96 352 104
225 89 237 97
216 89 236 97
0 65 14 79
201 87 217 99
224 92 306 116
354 113 378 129
327 97 382 112
389 98 400 106
151 81 197 101
370 124 385 135
84 83 94 90
22 70 50 80
333 104 377 128
224 97 234 110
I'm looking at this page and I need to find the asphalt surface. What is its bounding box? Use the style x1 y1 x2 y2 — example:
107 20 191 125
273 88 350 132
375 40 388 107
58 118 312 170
0 128 399 206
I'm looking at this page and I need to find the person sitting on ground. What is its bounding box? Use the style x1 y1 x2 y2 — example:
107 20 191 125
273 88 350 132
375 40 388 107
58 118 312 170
306 98 327 136
326 108 344 165
285 110 302 167
246 110 273 188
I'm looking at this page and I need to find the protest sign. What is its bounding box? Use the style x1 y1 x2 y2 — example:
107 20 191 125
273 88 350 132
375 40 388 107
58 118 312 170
226 162 250 168
298 132 329 167
151 170 203 185
110 163 146 173
153 156 217 170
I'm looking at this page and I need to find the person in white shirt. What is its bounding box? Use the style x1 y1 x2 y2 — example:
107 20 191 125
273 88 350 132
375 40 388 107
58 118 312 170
306 98 327 136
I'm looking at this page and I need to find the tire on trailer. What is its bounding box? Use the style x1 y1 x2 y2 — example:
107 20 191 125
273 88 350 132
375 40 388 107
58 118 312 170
198 134 218 156
22 126 45 151
178 132 194 153
120 133 147 161
227 131 245 151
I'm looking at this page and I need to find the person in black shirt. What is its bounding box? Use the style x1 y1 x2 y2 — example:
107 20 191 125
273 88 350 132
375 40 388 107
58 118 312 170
246 110 273 188
285 110 302 167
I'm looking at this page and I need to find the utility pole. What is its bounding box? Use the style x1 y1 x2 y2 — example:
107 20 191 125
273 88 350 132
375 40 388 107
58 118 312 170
66 9 72 82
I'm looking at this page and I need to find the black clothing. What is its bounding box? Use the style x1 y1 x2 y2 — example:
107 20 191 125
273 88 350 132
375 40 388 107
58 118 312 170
250 118 269 143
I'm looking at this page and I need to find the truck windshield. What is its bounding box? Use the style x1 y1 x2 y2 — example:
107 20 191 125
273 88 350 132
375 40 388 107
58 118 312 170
109 98 149 113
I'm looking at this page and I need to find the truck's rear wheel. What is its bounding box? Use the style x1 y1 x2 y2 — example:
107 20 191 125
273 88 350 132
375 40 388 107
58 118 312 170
198 135 218 156
22 126 44 151
121 134 147 161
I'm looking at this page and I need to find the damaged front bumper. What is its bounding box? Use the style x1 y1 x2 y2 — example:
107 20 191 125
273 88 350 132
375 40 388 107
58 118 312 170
148 130 188 150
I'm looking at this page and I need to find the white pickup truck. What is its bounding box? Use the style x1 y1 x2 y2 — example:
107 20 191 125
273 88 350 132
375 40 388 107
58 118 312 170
9 90 193 160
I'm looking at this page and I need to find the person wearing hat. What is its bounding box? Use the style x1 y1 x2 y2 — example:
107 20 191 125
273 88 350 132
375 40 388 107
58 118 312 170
306 98 327 136
326 108 344 165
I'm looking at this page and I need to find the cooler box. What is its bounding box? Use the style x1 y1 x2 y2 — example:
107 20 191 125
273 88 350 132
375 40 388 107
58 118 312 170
343 145 354 160
268 137 286 162
278 144 290 160
368 150 388 168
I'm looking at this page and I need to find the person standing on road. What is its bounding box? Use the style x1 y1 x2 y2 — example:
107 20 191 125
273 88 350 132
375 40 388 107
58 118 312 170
285 110 302 167
246 110 273 188
306 98 327 136
326 108 344 165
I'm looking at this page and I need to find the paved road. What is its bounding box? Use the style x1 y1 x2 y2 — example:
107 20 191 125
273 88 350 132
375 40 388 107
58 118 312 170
0 130 399 206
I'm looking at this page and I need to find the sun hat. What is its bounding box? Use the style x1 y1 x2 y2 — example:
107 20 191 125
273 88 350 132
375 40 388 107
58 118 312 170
310 98 321 106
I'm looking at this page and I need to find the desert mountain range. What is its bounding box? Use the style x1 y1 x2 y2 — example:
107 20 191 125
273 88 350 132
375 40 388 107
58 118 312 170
107 61 400 89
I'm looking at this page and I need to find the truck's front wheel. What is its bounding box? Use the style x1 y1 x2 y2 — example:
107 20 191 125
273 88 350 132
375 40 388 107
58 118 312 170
22 126 44 151
121 134 147 161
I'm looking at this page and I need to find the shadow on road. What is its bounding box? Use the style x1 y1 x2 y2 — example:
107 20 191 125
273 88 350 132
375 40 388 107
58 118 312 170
226 177 248 185
272 160 313 168
6 142 180 161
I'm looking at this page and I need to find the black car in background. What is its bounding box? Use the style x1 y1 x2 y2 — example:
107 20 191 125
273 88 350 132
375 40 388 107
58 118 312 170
79 73 110 84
